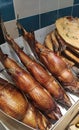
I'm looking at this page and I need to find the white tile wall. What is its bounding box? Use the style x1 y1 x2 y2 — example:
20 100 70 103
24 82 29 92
3 0 74 39
58 0 73 9
13 0 40 19
39 0 59 14
13 0 74 19
4 20 19 38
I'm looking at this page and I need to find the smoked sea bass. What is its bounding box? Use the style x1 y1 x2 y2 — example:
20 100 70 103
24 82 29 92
17 23 79 94
0 48 62 120
5 34 72 108
22 102 50 130
34 43 79 94
0 77 27 120
0 77 50 130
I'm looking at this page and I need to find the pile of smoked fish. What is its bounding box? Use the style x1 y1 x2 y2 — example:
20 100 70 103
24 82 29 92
0 16 79 130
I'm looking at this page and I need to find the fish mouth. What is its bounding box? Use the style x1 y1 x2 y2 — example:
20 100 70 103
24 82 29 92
57 94 72 109
64 83 79 96
46 106 62 121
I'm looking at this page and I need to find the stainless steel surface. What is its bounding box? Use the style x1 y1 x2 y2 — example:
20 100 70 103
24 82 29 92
52 100 79 130
0 121 8 130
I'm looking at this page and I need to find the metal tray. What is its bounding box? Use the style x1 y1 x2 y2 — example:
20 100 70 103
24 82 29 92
0 24 79 130
52 100 79 130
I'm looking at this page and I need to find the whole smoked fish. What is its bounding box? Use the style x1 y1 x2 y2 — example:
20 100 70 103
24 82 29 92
5 34 72 108
0 48 62 120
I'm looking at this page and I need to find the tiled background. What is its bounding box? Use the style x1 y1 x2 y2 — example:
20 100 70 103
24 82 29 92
0 0 79 40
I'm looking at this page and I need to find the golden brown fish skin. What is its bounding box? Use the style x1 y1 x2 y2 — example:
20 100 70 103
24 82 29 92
34 42 79 94
0 48 62 120
17 24 79 94
22 102 50 130
6 34 72 108
0 77 28 120
44 29 79 80
0 77 50 130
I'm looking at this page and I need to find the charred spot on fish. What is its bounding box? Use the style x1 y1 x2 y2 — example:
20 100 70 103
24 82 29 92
3 54 8 60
